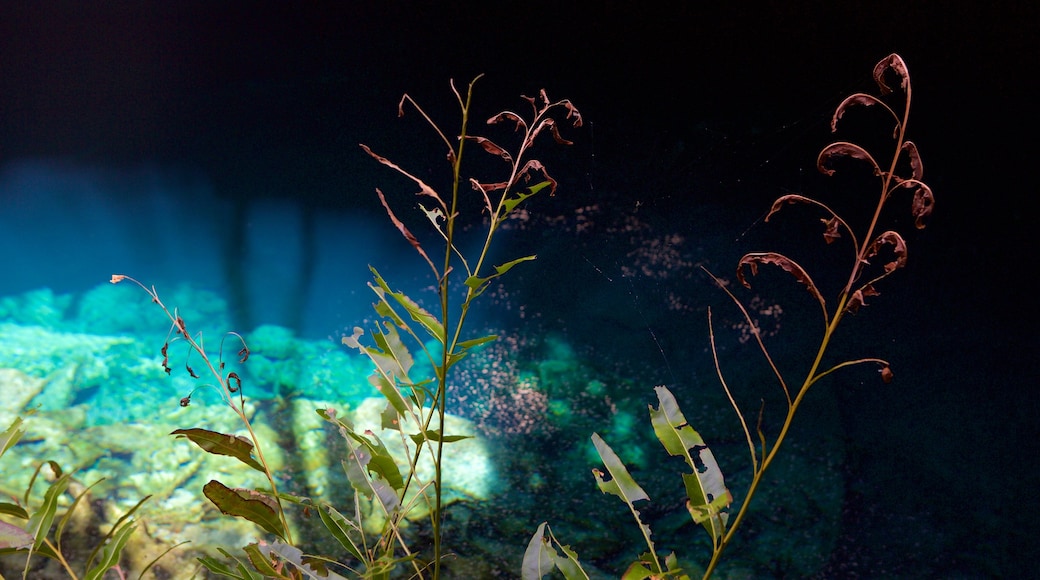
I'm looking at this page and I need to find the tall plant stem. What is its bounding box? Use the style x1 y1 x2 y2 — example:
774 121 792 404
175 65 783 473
703 297 847 579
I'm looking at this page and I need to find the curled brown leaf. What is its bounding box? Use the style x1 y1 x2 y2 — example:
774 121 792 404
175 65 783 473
487 110 526 131
866 230 908 273
910 182 935 229
817 142 881 177
765 194 819 222
736 252 826 313
845 284 880 314
831 93 885 132
530 117 574 146
902 141 923 180
466 136 513 162
821 217 841 244
873 53 909 95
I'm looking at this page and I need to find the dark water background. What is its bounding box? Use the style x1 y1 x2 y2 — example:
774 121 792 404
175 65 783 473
1 2 1036 577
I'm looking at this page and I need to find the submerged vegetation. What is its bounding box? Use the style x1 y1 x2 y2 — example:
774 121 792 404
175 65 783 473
1 53 932 579
528 53 933 579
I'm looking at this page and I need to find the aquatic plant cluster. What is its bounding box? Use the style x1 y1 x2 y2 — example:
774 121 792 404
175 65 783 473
1 54 932 579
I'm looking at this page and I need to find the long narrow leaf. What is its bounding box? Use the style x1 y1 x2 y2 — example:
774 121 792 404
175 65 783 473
83 522 136 580
591 433 658 570
1 416 27 458
25 471 72 551
317 504 366 562
57 478 105 554
649 386 731 540
370 267 444 339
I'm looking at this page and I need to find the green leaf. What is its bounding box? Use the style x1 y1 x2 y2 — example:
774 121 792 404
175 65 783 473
317 504 365 562
456 335 498 350
550 541 590 580
322 410 405 491
83 522 136 580
202 480 286 539
242 543 282 576
1 416 27 459
370 267 444 340
649 386 731 540
621 558 656 580
26 471 72 550
591 434 649 504
85 493 150 571
57 478 104 553
523 522 590 580
500 181 552 217
198 548 263 580
408 430 473 446
465 255 537 292
369 322 415 385
0 502 28 520
172 428 266 473
591 433 658 571
522 522 555 580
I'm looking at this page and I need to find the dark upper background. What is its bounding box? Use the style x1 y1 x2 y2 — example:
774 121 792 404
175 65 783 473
1 1 1033 276
2 1 1038 575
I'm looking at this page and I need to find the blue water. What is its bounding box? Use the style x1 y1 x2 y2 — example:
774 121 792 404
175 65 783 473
0 151 1036 578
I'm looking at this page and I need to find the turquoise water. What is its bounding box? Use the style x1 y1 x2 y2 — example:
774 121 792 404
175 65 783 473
0 164 853 577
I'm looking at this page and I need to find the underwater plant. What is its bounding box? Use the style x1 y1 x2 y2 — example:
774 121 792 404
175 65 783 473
110 78 579 579
0 413 165 580
526 53 934 578
108 275 309 576
338 76 581 578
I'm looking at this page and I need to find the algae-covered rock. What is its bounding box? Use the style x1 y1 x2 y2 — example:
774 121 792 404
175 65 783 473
0 287 72 327
244 324 371 403
0 368 45 425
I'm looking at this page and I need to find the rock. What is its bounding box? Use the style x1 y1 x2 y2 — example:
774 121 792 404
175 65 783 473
0 368 45 426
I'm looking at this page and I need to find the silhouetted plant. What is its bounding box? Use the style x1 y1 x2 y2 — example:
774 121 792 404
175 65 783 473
527 53 934 579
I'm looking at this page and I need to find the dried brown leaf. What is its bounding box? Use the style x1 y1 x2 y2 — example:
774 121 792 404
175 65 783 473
902 141 923 180
360 144 447 212
466 136 513 162
473 179 508 195
376 188 437 275
821 217 841 244
517 159 558 195
561 99 584 128
765 194 816 222
528 118 573 147
817 142 881 176
487 111 526 131
831 93 885 132
866 230 908 273
845 283 880 314
873 53 909 95
736 252 826 312
910 181 935 229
